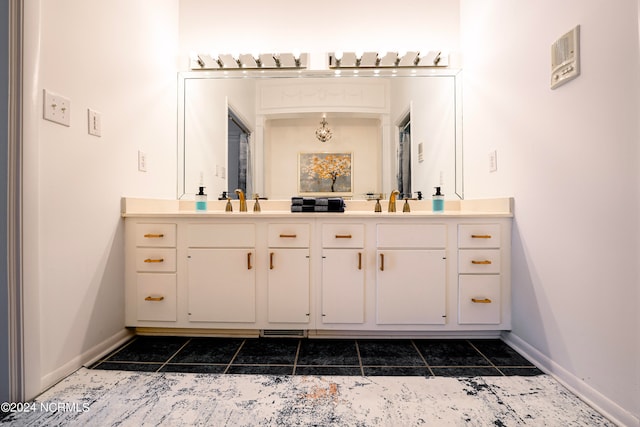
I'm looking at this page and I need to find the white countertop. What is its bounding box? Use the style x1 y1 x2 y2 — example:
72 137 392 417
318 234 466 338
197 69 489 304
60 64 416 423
121 197 514 218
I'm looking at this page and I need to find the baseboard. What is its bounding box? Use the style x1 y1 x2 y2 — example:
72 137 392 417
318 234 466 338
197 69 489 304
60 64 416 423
40 329 134 393
502 332 639 427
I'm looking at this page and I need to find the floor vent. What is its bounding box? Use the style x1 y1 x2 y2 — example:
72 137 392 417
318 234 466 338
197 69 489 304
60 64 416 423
260 329 307 338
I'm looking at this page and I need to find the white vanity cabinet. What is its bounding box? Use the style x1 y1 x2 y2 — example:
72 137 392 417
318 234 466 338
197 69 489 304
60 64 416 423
376 224 447 325
321 224 366 325
267 223 311 324
186 223 256 323
457 224 506 325
126 223 177 324
123 197 512 335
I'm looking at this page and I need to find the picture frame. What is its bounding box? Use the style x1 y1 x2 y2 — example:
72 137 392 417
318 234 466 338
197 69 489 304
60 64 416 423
298 152 353 196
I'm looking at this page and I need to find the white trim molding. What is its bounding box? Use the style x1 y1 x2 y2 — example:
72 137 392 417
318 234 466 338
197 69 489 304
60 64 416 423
502 332 639 427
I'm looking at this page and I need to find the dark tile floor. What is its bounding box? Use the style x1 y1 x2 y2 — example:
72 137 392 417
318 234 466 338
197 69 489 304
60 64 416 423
90 337 543 377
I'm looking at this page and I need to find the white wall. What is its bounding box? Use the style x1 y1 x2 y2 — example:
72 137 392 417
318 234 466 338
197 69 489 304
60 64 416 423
183 77 256 198
265 117 381 198
178 0 460 68
22 0 179 397
460 1 639 424
390 76 456 197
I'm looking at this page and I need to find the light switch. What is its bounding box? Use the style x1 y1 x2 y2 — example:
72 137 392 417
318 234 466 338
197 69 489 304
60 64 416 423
43 89 71 126
489 150 498 173
88 108 102 137
138 151 147 172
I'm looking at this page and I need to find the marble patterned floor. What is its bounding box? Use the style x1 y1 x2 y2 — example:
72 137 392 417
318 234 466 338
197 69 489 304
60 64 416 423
1 367 613 426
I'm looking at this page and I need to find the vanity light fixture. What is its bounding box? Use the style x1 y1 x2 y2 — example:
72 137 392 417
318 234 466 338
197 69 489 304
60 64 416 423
191 53 220 69
190 52 308 70
277 53 298 68
315 115 333 143
378 52 399 67
328 50 448 68
238 53 258 68
359 52 379 67
218 54 240 68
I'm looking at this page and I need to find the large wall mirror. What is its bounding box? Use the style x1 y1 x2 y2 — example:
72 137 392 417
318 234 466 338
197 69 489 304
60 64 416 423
178 69 463 200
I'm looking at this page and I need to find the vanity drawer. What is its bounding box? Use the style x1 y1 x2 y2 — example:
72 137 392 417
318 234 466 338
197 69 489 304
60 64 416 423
135 223 176 247
458 249 501 274
458 275 501 324
187 223 255 247
377 224 446 248
322 224 364 248
137 273 177 322
268 223 310 247
458 224 501 248
135 248 177 272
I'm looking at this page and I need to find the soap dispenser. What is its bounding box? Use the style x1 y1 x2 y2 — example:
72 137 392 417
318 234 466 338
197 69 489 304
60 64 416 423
432 186 444 213
195 186 208 212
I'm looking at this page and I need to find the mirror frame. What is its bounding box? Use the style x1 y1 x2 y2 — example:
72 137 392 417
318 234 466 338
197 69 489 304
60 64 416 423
177 68 463 200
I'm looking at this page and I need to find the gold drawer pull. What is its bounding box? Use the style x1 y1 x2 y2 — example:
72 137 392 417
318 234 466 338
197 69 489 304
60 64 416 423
144 258 164 263
471 234 492 239
471 298 492 304
335 234 352 239
279 234 297 238
270 252 274 270
247 252 253 270
358 252 362 270
471 260 492 265
379 253 384 271
145 296 165 302
143 233 164 238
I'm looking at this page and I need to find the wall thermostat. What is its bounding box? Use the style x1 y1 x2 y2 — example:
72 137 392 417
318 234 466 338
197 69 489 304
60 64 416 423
550 25 580 89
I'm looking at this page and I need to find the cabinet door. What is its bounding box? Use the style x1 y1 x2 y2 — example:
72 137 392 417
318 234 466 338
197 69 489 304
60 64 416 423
267 248 310 323
187 249 256 323
322 249 365 324
376 250 446 324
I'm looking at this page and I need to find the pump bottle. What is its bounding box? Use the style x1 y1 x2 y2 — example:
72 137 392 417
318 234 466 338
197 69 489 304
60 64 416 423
195 186 207 212
432 186 444 213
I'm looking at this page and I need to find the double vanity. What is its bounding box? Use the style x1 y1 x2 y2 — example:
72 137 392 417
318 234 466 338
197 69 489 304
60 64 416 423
123 197 513 338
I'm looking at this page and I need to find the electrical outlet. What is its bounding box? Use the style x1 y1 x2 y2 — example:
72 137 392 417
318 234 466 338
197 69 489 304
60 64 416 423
43 89 71 126
489 150 498 172
88 108 102 137
138 151 147 172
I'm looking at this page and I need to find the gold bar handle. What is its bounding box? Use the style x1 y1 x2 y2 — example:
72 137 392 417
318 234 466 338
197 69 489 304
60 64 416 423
358 252 362 270
379 253 384 271
247 252 253 270
279 234 297 238
270 252 274 270
145 296 165 302
143 233 164 238
335 234 352 239
471 234 492 239
471 260 492 265
471 298 492 304
144 258 164 263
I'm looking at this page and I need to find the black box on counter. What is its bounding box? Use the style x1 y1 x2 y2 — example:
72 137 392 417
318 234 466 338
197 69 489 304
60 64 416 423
291 197 344 213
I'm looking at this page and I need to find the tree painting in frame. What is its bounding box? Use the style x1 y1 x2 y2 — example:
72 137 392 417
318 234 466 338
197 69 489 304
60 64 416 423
298 152 353 196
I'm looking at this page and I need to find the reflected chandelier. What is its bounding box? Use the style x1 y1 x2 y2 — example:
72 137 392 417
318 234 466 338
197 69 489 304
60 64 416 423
315 117 333 142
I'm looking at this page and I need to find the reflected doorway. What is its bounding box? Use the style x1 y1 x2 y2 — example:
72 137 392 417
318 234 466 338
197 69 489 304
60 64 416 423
227 110 252 198
397 114 411 199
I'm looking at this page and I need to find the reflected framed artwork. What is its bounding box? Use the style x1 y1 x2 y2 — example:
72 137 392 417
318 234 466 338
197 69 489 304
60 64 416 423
298 152 353 196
